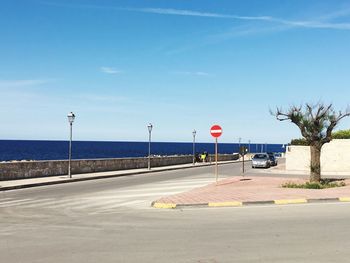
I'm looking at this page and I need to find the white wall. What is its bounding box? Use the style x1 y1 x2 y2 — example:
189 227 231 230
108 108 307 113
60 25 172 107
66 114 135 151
286 145 310 171
322 139 350 172
286 139 350 173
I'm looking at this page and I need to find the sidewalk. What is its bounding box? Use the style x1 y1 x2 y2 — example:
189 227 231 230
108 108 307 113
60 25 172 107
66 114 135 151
253 162 350 177
152 176 350 209
0 160 238 191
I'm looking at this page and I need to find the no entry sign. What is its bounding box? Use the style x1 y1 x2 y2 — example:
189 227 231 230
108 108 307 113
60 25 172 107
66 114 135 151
210 125 222 138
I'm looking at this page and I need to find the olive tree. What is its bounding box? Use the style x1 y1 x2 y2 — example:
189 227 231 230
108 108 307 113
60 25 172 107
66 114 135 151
273 103 350 182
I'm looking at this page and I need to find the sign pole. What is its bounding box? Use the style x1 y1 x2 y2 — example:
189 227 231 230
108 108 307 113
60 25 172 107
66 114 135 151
210 124 222 185
242 150 245 175
215 137 218 184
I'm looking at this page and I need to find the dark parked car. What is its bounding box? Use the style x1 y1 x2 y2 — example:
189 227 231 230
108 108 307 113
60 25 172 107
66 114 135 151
267 152 278 166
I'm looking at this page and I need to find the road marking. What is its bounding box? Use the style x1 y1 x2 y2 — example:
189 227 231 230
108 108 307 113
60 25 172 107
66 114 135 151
0 199 36 206
339 197 350 202
91 191 183 199
97 200 146 209
108 184 212 193
89 200 148 214
274 199 308 205
208 201 242 207
153 202 176 209
0 197 12 201
24 199 72 208
45 199 96 208
74 198 125 209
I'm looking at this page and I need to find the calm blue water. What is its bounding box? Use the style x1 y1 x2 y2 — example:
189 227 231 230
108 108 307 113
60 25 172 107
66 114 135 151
0 140 285 161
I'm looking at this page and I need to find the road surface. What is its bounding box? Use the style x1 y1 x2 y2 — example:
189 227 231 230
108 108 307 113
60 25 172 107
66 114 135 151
1 160 349 262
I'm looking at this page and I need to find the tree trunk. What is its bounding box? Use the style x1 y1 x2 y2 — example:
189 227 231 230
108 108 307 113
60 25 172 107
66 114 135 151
310 145 322 182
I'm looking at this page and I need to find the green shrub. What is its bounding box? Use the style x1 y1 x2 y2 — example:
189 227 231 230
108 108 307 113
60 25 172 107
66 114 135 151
290 129 350 146
290 138 309 146
332 129 350 139
282 180 346 189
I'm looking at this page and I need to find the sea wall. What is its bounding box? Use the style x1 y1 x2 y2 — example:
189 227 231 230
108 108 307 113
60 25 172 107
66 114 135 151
286 139 350 174
0 154 238 181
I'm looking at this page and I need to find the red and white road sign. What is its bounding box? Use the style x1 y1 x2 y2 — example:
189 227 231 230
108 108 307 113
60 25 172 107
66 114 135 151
210 125 222 138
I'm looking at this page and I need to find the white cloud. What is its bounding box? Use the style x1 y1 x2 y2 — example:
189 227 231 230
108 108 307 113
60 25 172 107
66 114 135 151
195 71 211 76
127 7 350 31
172 71 212 77
125 7 272 21
275 18 350 30
41 2 350 31
0 79 51 88
100 67 122 75
77 94 127 103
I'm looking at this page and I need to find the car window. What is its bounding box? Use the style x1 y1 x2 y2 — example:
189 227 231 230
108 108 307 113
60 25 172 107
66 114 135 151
253 154 267 159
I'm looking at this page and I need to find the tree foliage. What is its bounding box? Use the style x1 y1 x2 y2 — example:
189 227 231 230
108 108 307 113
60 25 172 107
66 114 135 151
273 103 350 147
272 103 350 182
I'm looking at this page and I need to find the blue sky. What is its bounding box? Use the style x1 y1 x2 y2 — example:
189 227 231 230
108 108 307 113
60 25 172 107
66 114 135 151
1 0 350 144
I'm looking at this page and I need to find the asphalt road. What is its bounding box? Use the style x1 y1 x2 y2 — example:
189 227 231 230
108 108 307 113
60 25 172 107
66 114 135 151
0 161 252 200
2 160 350 262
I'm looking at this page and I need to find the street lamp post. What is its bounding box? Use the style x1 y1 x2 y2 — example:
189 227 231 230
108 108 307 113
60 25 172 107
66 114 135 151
67 112 75 178
248 139 251 160
238 137 242 154
147 123 153 170
192 130 196 165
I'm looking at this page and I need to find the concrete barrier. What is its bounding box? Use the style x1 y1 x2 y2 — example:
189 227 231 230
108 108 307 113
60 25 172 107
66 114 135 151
0 154 239 181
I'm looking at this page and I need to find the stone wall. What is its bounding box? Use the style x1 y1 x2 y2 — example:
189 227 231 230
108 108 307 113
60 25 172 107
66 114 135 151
286 139 350 174
0 154 238 181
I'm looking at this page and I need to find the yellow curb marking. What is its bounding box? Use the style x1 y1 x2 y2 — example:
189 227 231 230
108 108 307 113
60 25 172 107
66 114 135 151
153 203 177 209
208 201 243 207
339 197 350 202
274 199 307 205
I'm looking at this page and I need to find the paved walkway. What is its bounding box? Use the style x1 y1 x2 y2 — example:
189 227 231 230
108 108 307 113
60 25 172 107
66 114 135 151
153 176 350 208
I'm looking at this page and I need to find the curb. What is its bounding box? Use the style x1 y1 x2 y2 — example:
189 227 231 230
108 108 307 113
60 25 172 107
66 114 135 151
152 197 350 209
0 160 245 192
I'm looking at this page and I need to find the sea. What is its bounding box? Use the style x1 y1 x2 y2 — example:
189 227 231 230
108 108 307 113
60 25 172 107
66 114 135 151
0 140 285 161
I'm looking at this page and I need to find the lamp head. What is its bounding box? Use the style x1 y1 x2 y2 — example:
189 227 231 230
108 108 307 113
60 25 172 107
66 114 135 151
67 112 75 124
148 123 153 132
